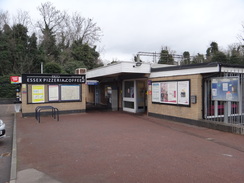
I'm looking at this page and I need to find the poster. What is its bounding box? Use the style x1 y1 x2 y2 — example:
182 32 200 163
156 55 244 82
32 85 45 103
151 80 190 106
152 82 160 102
49 85 59 101
178 81 189 105
61 85 80 101
161 82 177 104
211 77 239 101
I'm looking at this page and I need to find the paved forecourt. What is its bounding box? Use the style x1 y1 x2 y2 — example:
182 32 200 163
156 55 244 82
16 111 244 183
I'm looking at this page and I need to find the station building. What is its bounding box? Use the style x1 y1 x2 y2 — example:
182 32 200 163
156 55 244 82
19 62 244 134
20 74 86 117
86 62 244 134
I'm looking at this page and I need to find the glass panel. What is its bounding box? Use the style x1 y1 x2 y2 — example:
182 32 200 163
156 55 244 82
124 81 134 98
124 101 134 109
137 81 146 109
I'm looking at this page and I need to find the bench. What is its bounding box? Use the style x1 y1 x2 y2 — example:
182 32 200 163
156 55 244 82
35 106 59 123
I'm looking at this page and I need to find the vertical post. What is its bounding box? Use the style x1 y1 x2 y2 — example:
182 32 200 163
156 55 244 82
136 54 140 62
95 85 98 106
154 52 156 63
111 84 118 111
228 101 231 115
224 102 228 123
204 81 208 119
41 62 43 74
214 100 218 117
134 80 137 113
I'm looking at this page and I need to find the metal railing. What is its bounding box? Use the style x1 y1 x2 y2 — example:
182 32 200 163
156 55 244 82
35 106 59 123
203 70 244 133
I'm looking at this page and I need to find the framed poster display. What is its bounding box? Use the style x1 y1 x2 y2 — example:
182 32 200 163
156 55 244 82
161 82 177 104
49 85 59 101
152 82 160 103
211 77 239 101
32 85 45 103
61 85 80 101
151 80 190 106
177 81 190 105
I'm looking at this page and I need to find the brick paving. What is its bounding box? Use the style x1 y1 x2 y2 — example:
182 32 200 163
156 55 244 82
16 111 244 183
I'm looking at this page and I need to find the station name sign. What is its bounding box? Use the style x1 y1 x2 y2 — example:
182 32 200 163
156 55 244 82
22 74 86 84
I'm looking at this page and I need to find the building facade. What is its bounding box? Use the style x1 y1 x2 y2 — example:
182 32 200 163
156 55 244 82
87 62 244 134
21 74 86 117
19 62 244 134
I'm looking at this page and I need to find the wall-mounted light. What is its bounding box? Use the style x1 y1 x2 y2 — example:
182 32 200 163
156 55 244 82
136 62 142 66
133 62 142 67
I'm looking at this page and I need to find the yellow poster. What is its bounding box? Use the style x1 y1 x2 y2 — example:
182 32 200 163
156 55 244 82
32 85 45 103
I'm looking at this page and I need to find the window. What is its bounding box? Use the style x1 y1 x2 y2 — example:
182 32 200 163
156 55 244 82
124 101 134 109
124 81 134 98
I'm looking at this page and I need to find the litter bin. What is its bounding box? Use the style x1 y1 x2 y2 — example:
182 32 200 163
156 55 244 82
14 101 22 113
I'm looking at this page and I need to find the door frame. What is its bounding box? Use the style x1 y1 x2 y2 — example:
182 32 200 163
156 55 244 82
122 79 147 113
123 79 136 113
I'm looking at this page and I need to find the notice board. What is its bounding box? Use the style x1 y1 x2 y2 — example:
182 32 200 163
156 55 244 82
49 85 59 101
211 77 239 101
32 85 45 103
61 85 80 101
151 80 190 106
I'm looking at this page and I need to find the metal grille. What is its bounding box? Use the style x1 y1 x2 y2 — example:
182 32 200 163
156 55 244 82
203 69 244 134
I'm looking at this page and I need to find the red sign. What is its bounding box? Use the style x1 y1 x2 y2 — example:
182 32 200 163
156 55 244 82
10 76 21 84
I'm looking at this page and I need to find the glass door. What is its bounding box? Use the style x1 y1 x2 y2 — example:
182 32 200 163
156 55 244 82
136 80 146 113
123 79 147 113
123 80 136 113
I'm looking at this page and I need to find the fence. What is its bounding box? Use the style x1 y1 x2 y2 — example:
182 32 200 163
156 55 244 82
203 68 244 134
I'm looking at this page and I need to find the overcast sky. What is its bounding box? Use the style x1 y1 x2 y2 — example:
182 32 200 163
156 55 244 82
1 0 244 63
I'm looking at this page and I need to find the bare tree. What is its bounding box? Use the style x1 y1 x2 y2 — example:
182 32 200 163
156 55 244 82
0 10 10 30
59 12 102 46
237 22 244 46
37 2 102 46
70 13 102 45
241 23 244 45
37 1 67 33
13 10 32 27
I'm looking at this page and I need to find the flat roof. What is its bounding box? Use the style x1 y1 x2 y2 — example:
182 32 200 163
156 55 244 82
150 62 244 78
86 62 244 80
86 61 151 79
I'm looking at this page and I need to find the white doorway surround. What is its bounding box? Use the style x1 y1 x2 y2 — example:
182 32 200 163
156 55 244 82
123 79 147 113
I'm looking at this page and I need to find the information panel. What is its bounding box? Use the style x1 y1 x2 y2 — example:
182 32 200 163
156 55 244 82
32 85 45 103
151 80 190 106
211 77 239 101
49 85 59 101
178 81 190 105
161 82 177 104
152 82 160 102
61 85 80 101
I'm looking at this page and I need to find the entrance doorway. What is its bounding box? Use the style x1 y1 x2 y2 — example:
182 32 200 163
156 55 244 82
123 79 147 113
